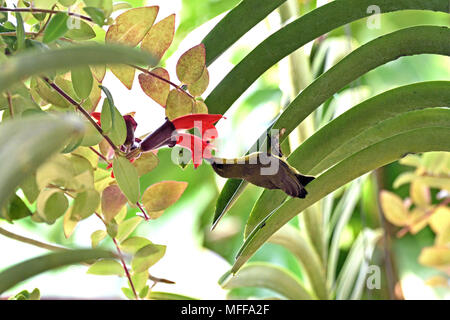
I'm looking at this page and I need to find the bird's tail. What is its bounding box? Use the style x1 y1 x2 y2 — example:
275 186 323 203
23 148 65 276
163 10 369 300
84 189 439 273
295 174 315 187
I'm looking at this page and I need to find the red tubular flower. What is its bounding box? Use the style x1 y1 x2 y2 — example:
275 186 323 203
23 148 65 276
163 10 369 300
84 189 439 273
171 114 223 140
91 112 101 126
176 133 214 168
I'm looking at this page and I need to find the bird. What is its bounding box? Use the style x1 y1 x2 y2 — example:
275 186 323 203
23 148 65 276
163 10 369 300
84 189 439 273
207 153 315 198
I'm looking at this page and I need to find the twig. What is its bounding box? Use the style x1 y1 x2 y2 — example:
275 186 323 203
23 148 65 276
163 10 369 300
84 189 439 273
135 201 150 221
95 213 139 300
0 7 93 22
42 77 121 154
397 198 450 238
89 146 110 164
132 65 195 100
6 91 13 118
0 226 68 252
33 5 55 40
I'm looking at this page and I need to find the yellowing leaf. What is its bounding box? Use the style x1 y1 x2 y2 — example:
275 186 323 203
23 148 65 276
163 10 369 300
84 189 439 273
132 151 159 176
131 244 166 272
410 181 431 208
429 206 450 235
101 184 128 222
120 236 152 254
105 6 159 47
176 44 206 85
188 67 209 97
91 65 106 83
192 100 208 114
87 259 124 276
109 65 135 90
117 217 142 243
142 181 187 219
419 246 450 271
91 230 107 248
165 89 194 120
380 190 409 226
141 14 175 64
63 207 78 239
138 68 170 107
425 275 449 287
407 208 429 235
113 156 140 204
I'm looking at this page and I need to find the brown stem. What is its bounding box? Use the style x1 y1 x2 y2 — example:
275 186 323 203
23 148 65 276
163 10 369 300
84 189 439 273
132 65 195 100
89 146 110 164
94 213 139 300
42 77 121 154
135 201 150 221
6 91 13 118
33 5 55 40
397 198 450 238
0 7 93 22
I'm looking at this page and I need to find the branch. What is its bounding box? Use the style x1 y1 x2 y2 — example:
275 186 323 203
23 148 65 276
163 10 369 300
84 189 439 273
42 77 121 154
0 226 68 252
0 7 93 22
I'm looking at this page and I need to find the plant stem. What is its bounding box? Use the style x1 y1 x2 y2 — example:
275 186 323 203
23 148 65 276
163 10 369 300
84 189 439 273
89 146 110 164
0 226 68 251
132 65 195 100
6 91 13 118
42 77 121 154
135 201 149 221
94 213 139 300
0 7 93 22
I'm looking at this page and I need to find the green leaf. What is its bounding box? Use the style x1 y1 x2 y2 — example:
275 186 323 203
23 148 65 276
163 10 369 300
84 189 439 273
113 156 140 204
202 0 287 66
0 114 84 210
105 105 127 145
0 44 158 93
65 19 96 40
87 259 124 276
116 217 142 243
15 12 25 51
269 225 327 299
71 189 100 220
0 249 114 294
176 44 206 85
1 194 32 221
232 126 450 274
120 236 152 254
71 66 93 99
148 291 198 300
83 7 106 26
220 262 312 300
36 189 69 224
205 4 450 115
131 244 166 272
43 13 69 43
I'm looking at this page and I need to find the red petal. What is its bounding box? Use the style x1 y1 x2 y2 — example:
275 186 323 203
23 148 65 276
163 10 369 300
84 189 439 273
171 114 223 131
176 133 212 167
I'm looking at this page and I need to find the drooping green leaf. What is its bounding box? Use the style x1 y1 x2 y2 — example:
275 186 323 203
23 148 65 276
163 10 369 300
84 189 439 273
71 66 93 99
0 249 114 294
43 13 69 43
65 19 96 40
1 194 32 221
70 189 100 220
87 259 124 276
0 114 84 210
15 11 25 51
36 189 69 224
220 262 312 300
113 156 140 204
131 244 166 272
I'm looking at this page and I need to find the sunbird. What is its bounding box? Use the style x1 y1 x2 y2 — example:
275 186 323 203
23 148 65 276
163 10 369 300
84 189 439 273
207 129 315 198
